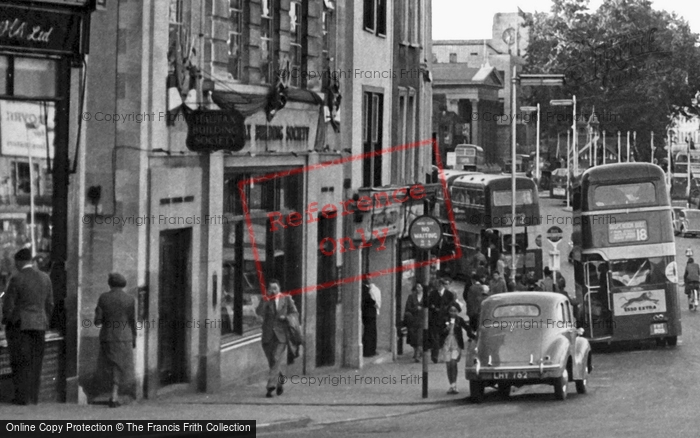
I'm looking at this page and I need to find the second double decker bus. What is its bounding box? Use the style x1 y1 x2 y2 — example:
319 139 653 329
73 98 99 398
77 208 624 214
571 163 681 346
436 173 542 280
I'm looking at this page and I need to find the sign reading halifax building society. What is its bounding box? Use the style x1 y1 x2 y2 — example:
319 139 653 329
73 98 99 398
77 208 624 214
184 109 246 152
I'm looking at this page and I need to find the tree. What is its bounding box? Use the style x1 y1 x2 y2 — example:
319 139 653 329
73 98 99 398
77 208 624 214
521 0 700 161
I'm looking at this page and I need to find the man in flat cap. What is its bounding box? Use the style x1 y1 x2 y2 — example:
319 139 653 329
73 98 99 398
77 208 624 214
1 248 54 405
427 276 455 363
94 272 136 407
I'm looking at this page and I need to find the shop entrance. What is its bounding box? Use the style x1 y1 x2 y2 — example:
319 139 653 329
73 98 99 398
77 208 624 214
316 216 337 366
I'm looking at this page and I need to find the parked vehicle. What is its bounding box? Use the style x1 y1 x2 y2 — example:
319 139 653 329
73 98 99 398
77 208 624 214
465 292 592 403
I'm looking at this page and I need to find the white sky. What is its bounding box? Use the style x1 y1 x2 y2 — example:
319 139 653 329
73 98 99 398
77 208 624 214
432 0 700 40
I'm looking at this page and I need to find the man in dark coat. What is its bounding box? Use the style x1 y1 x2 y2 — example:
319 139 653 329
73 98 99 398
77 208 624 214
427 276 455 363
466 274 488 333
256 279 298 398
1 248 54 405
361 281 380 357
94 272 136 407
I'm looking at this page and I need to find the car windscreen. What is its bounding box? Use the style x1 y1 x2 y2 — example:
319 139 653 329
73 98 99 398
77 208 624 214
493 304 541 318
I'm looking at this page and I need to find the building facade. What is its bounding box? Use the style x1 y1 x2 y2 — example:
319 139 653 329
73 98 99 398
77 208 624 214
10 0 434 405
0 0 98 403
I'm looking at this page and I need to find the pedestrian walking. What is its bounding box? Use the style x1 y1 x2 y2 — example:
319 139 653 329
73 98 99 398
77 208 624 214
403 283 425 362
427 276 455 363
489 271 508 295
1 248 54 405
256 279 299 398
441 301 476 394
466 274 488 333
94 273 136 408
540 267 556 292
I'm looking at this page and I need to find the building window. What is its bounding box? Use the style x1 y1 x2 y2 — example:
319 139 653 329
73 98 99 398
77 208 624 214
289 1 304 88
260 0 277 84
363 91 383 188
408 0 416 44
393 92 406 185
363 0 386 36
449 53 457 63
407 90 417 182
168 0 183 74
228 0 244 80
401 0 408 43
221 171 302 338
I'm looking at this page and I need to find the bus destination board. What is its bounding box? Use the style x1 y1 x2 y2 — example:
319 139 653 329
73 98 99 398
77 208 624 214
608 220 648 243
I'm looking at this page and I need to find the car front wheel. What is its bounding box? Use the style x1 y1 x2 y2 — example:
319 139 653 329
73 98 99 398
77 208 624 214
575 365 588 394
554 368 568 401
667 336 678 347
470 380 484 404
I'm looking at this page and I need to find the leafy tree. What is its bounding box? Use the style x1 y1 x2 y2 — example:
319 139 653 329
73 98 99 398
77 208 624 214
521 0 700 161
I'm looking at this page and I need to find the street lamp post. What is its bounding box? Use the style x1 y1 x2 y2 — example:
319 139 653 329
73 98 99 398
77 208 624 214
521 104 541 182
511 73 564 282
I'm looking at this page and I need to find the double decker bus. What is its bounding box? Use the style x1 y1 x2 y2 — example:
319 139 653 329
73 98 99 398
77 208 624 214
436 173 542 280
453 144 485 171
571 163 681 346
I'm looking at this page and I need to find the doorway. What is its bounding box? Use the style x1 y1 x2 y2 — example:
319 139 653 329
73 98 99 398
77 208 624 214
316 216 337 366
158 228 191 385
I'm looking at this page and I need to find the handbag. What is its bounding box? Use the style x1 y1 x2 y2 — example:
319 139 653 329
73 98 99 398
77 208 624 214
286 313 303 347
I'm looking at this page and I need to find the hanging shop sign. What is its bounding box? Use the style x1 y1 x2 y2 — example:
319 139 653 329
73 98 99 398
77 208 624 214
184 109 246 153
0 4 87 55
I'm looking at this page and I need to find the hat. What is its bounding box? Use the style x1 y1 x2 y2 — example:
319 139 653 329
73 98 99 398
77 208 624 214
14 248 32 262
448 301 462 312
439 277 452 285
108 272 127 288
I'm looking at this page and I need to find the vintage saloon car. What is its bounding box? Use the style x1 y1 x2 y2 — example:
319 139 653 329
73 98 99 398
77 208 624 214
465 292 592 403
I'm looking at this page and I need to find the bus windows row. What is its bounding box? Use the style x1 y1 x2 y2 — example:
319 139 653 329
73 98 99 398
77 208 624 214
450 187 485 207
578 257 667 290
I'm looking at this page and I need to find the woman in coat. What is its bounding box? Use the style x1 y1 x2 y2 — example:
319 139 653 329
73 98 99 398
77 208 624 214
404 283 425 362
441 301 476 394
94 273 136 407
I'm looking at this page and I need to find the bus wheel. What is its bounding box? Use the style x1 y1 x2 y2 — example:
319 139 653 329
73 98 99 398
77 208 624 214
667 336 678 347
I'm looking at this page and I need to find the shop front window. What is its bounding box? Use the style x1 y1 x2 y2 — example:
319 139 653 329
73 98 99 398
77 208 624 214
221 170 302 339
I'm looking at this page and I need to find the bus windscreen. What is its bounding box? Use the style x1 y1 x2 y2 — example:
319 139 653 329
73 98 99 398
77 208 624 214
593 182 656 208
492 190 534 207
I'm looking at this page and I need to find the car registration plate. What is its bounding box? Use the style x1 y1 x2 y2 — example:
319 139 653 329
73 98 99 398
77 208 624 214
553 188 565 196
651 323 667 335
492 372 528 379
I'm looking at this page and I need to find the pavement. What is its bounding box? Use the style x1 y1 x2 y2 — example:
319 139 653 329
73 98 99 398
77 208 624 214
0 281 473 434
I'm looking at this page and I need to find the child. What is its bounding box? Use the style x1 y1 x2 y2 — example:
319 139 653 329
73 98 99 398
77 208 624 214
441 301 476 394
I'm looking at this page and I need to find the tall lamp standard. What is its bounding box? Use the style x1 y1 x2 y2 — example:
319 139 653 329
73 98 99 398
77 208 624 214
550 96 577 208
521 104 540 182
511 73 564 283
